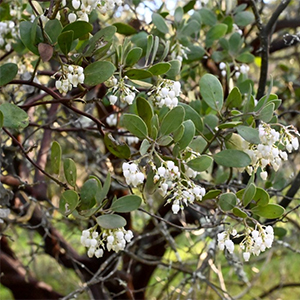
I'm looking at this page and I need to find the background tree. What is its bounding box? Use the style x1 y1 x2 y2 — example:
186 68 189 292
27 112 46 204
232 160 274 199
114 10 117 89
0 0 300 299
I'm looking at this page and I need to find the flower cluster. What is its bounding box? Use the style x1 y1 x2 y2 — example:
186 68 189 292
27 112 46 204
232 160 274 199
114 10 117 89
55 65 85 95
68 0 123 23
218 225 274 261
106 76 138 106
153 160 206 214
244 122 299 180
0 21 17 52
122 162 145 187
149 79 181 109
81 226 133 258
234 64 249 79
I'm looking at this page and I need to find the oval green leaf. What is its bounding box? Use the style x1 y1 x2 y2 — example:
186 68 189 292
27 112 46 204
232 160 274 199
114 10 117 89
63 158 77 187
237 125 260 144
219 192 237 211
104 133 131 159
96 214 127 229
122 113 148 139
187 155 213 172
148 62 171 76
152 13 169 34
84 61 116 86
113 22 137 35
200 74 223 112
110 195 142 213
57 30 74 56
80 179 98 210
177 120 195 150
125 47 143 66
62 21 93 40
0 63 18 86
214 149 251 168
51 141 62 174
251 204 284 219
253 187 269 206
0 103 29 131
232 207 248 218
242 183 256 206
124 69 152 80
160 106 185 136
59 190 79 216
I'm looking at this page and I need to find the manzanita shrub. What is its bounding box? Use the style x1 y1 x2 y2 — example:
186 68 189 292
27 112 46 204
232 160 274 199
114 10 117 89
0 0 300 299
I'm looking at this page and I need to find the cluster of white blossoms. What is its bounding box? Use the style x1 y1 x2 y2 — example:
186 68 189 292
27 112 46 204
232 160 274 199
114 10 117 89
234 64 250 79
244 122 299 180
152 160 206 214
0 21 17 52
55 65 85 95
81 226 133 258
148 79 181 109
217 225 274 261
106 76 138 106
122 162 145 187
68 0 123 23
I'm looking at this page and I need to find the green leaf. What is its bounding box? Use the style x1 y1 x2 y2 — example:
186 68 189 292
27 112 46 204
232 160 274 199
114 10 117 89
140 139 151 155
179 103 203 132
57 30 74 56
234 11 254 27
95 173 111 204
136 97 154 132
63 158 77 187
225 133 244 150
179 20 201 37
122 113 148 139
183 0 196 13
205 24 228 48
157 135 173 146
236 52 255 63
104 133 131 159
148 62 171 76
19 21 38 55
51 141 62 174
228 32 243 56
0 110 3 129
243 183 256 206
202 189 221 200
232 207 248 218
96 214 127 229
219 192 237 211
59 190 79 216
160 106 185 136
177 120 195 150
186 45 205 61
218 121 242 129
125 47 143 66
237 125 260 144
258 102 274 122
62 21 93 40
226 87 242 108
174 6 184 23
152 13 169 34
251 204 284 219
173 125 184 142
253 187 269 206
214 149 251 168
110 195 142 213
0 103 29 131
44 19 62 44
165 60 181 78
199 8 217 26
113 22 137 35
0 63 18 86
84 61 116 86
190 136 207 153
124 69 152 80
80 179 98 210
200 74 224 111
187 155 213 172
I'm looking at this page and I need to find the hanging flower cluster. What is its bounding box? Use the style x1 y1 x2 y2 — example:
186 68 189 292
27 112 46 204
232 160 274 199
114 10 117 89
122 162 145 187
217 225 274 262
148 78 181 109
0 21 17 52
244 122 299 180
81 226 133 258
105 76 138 106
54 65 85 95
68 0 123 23
152 160 206 214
